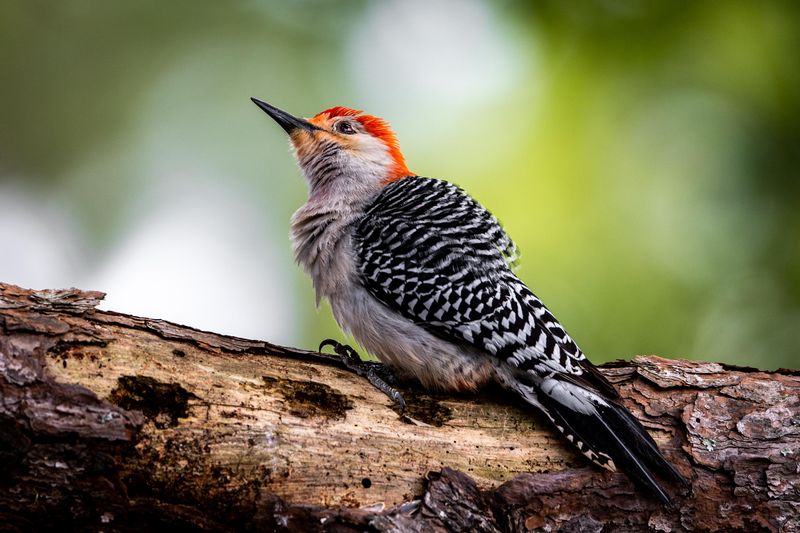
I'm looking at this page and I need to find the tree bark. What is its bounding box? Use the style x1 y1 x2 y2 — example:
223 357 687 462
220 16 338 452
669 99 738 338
1 282 798 532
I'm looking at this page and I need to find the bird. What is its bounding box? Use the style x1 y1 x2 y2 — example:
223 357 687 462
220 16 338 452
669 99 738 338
251 97 689 504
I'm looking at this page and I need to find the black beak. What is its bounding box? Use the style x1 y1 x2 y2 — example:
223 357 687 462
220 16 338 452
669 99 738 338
251 97 319 134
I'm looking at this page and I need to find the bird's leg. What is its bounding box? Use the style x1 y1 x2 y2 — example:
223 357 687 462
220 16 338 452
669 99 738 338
318 339 406 412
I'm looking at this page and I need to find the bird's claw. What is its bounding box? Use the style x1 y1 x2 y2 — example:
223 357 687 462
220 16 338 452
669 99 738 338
318 338 406 412
319 338 361 366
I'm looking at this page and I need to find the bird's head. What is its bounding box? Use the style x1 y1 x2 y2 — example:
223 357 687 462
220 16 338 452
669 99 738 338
252 98 410 200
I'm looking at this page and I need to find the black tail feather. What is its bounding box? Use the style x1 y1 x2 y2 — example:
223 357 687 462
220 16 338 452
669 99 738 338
537 386 688 504
603 399 689 489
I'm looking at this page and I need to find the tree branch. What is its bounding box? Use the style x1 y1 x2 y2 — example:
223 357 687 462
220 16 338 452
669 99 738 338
1 282 798 532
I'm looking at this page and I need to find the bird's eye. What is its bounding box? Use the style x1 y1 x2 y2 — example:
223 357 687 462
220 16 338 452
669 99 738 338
336 121 356 135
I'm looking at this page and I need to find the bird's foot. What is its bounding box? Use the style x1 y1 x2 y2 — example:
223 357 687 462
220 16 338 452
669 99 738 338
319 339 406 412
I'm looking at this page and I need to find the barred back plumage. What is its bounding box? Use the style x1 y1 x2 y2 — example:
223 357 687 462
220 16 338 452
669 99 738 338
355 176 585 376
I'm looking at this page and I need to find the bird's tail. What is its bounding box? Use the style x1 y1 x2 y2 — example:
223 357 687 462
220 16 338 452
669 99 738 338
502 368 688 504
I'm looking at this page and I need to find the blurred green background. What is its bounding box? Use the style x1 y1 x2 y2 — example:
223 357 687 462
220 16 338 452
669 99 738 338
1 0 798 369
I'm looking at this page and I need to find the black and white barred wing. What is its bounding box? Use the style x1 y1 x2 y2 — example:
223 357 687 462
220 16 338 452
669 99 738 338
354 176 585 377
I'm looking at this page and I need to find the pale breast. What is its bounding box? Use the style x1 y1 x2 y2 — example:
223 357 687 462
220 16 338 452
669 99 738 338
290 202 359 305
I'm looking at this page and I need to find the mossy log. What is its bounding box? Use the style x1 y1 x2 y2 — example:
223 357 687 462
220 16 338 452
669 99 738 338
1 282 798 532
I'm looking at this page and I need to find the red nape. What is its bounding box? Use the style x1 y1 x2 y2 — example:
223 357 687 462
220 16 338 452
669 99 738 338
314 107 410 183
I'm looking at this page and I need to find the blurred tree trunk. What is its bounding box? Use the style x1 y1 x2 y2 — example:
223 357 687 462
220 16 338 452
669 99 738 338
1 282 798 532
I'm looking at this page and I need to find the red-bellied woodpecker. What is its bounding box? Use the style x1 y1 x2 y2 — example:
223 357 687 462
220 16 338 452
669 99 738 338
251 98 688 504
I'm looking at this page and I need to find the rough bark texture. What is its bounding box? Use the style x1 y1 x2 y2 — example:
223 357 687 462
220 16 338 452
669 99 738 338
1 282 798 532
